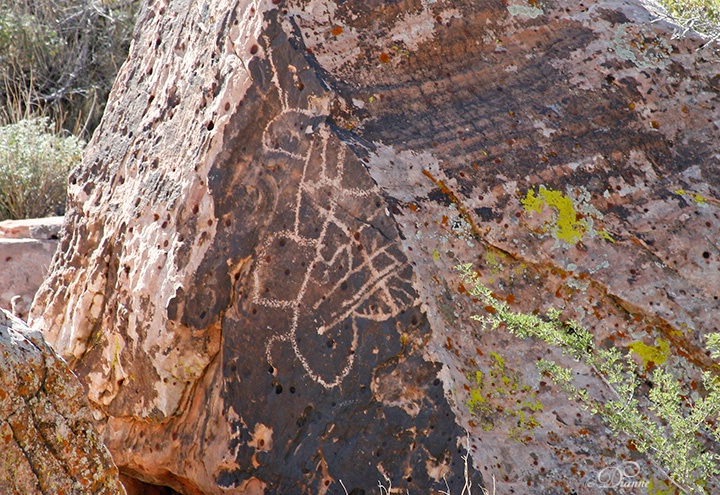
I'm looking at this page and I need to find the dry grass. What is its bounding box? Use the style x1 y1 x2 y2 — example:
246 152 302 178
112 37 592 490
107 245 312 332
0 0 140 137
339 435 495 495
648 0 720 42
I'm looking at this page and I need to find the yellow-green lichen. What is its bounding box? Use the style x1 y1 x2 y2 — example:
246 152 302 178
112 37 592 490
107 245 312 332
489 351 505 368
629 338 670 369
466 351 543 443
112 335 122 369
484 249 506 275
522 185 613 245
467 371 487 417
597 229 616 243
522 186 587 244
390 44 411 58
647 477 680 495
509 410 541 441
674 189 708 206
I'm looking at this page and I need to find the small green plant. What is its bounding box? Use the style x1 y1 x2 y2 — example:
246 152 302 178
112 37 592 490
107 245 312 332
651 0 720 42
456 263 720 494
0 117 83 220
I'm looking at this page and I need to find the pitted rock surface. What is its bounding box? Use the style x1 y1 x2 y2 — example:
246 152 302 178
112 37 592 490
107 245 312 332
30 0 720 493
0 309 125 494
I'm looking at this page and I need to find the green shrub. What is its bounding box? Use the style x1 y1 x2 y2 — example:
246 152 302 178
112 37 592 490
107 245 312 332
653 0 720 41
457 263 720 494
0 0 140 137
0 117 83 220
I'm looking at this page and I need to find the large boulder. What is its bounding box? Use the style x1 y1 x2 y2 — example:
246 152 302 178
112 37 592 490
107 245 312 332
0 308 125 494
30 0 720 493
0 217 62 320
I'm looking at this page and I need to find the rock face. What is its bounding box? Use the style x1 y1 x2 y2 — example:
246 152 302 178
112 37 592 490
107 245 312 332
30 0 720 493
0 308 125 494
0 217 62 320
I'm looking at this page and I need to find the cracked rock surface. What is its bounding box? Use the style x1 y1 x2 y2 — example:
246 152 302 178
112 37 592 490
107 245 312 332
0 309 125 494
29 0 720 493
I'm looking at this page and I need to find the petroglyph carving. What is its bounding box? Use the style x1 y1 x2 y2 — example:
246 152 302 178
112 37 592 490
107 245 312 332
253 41 413 388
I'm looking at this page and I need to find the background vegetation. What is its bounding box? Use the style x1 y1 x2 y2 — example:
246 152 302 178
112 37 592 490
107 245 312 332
0 117 82 219
0 0 140 136
0 0 139 220
653 0 720 41
458 263 720 494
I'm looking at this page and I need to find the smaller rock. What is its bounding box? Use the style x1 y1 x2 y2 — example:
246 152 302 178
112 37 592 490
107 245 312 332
0 308 126 494
0 216 63 239
0 217 62 319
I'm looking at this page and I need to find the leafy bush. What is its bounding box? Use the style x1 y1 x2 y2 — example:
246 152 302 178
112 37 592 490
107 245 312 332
457 263 720 494
0 0 140 138
0 117 83 220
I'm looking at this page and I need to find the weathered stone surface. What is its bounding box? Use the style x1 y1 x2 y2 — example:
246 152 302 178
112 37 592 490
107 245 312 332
0 217 62 320
0 308 125 494
30 0 720 493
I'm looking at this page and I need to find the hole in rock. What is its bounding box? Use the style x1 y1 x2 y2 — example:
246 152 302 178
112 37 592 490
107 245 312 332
120 474 183 494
